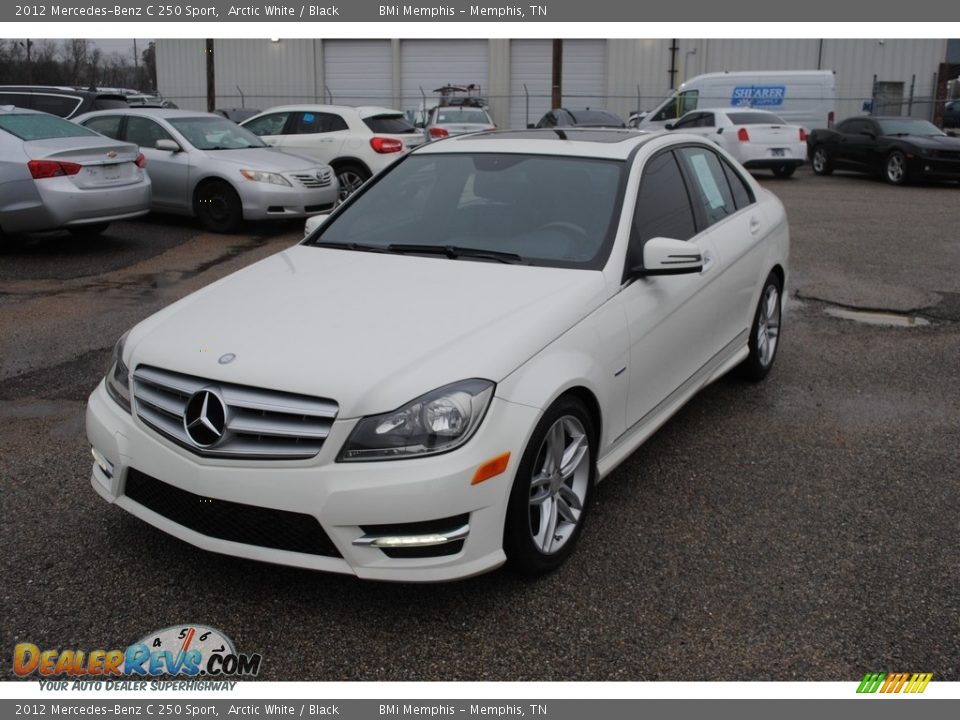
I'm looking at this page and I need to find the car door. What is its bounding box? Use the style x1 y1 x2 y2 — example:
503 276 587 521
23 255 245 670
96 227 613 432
277 111 349 164
123 115 190 211
833 118 875 170
620 148 724 429
676 146 770 351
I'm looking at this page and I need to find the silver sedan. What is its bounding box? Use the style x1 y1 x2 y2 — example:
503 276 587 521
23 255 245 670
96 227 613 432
0 106 151 237
73 108 338 233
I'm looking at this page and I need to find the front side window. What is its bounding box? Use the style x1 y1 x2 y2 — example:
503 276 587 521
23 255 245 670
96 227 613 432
243 112 291 137
125 116 174 148
630 151 697 270
309 153 625 269
676 146 737 228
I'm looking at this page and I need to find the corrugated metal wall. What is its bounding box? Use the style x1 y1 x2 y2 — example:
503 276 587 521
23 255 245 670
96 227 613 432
156 38 951 126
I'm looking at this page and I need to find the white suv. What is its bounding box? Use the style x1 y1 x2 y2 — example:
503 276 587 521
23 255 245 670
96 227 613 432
241 105 426 201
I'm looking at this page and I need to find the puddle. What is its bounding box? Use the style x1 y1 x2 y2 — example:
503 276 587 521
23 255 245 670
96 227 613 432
824 307 931 327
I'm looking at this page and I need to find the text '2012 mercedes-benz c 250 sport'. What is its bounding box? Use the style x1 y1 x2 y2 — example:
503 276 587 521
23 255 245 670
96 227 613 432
86 128 789 582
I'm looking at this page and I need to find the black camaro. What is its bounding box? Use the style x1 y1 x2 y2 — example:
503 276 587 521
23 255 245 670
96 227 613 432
806 116 960 185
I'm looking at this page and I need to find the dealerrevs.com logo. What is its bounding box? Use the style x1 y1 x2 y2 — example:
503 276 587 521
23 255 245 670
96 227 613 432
857 673 933 694
14 625 262 680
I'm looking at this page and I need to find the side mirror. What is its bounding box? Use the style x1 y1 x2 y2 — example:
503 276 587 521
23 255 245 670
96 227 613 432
664 123 675 130
631 237 703 277
303 213 329 238
155 139 181 153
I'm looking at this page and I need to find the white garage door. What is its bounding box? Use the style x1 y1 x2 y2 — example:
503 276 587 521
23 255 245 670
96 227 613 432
509 40 608 130
324 40 393 107
400 40 489 117
510 39 551 129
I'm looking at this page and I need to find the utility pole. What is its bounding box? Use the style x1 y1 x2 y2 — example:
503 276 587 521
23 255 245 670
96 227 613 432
22 39 34 85
551 39 562 109
133 38 139 89
205 39 215 113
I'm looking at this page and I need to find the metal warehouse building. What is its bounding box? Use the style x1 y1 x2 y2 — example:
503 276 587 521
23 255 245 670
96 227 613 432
156 38 954 128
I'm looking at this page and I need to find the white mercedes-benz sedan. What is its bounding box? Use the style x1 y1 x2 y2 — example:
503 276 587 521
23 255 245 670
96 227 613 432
86 128 789 582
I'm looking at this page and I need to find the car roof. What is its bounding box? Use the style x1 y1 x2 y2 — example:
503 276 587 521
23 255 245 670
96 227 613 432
78 108 218 120
414 128 668 159
247 104 405 118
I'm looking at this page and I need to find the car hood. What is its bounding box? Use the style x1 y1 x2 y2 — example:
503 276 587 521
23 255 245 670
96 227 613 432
196 147 324 171
126 246 610 418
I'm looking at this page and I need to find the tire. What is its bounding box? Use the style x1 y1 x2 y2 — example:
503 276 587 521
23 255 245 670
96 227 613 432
884 150 909 185
68 222 110 238
504 395 596 576
771 164 797 179
810 146 832 175
334 163 370 203
738 272 783 382
195 180 243 233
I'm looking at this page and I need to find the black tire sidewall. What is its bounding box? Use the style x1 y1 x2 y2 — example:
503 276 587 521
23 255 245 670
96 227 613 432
504 395 596 576
196 181 242 233
740 272 783 382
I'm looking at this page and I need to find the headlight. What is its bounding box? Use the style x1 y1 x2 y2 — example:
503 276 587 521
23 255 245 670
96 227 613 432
240 169 292 186
104 331 131 413
338 379 494 461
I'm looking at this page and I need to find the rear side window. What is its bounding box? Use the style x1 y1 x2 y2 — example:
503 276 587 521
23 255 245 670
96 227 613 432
293 112 348 134
0 113 98 140
631 151 697 258
83 115 123 140
0 92 32 109
721 159 755 210
91 97 130 112
676 146 737 227
364 115 417 133
29 94 83 118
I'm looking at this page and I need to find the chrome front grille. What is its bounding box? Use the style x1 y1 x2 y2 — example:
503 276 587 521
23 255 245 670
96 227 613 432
132 365 338 460
291 169 333 188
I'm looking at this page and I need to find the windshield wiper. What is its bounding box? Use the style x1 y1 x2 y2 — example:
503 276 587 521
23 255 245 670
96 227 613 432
311 241 391 253
387 244 525 264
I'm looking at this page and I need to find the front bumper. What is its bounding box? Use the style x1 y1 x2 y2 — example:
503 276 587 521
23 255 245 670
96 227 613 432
236 178 338 220
86 381 539 582
909 154 960 180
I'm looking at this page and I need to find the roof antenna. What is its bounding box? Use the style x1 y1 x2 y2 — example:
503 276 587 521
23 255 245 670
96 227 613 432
553 128 567 140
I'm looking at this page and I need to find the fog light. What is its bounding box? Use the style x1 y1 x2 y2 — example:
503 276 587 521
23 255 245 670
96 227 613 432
91 447 114 479
353 524 469 548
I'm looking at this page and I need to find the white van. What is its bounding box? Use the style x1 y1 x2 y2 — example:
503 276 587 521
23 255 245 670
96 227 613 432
638 70 836 131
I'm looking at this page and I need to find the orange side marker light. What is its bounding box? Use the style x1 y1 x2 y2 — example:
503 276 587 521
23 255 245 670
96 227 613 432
471 452 511 485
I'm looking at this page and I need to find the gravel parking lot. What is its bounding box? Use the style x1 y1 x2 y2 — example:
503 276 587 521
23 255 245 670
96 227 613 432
1 169 958 681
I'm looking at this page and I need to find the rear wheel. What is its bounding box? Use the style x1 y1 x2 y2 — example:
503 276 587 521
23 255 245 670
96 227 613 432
884 150 909 185
195 180 243 233
504 395 596 576
334 163 370 202
811 146 832 175
772 164 797 178
68 222 110 238
738 272 783 381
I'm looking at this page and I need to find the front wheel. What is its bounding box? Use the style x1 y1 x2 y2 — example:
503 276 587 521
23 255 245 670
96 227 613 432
772 164 797 179
195 180 243 233
811 146 832 175
504 396 596 576
738 272 783 381
884 150 909 185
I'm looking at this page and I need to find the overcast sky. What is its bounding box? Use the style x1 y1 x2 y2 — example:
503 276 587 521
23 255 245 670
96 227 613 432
92 38 153 58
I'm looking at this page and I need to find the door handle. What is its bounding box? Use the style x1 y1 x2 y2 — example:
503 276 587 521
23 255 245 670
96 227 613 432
749 217 762 235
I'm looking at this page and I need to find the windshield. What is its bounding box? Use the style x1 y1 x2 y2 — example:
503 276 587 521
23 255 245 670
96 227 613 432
0 113 99 140
877 118 945 137
168 116 267 149
433 108 490 125
307 153 625 269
